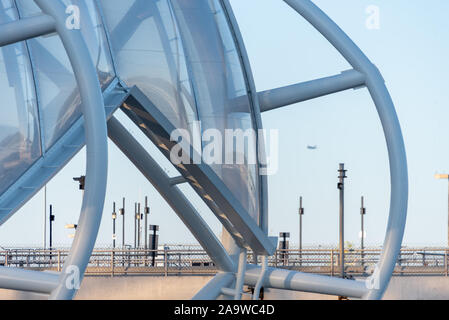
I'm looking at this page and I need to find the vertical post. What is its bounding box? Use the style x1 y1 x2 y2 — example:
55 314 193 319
337 163 347 279
112 202 117 249
120 197 125 248
111 250 115 277
43 185 47 249
361 196 366 267
445 249 448 277
134 203 137 249
137 203 141 248
149 225 159 267
447 178 449 248
330 249 334 277
299 196 304 267
49 205 55 252
57 250 61 272
164 248 168 277
279 232 290 266
145 196 149 250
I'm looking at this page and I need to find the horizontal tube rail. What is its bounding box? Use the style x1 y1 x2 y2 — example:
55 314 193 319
258 69 365 112
0 267 58 294
0 14 55 47
245 264 368 298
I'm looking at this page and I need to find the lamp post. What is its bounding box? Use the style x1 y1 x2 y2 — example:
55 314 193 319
112 202 117 249
119 198 125 247
144 196 149 250
49 205 55 251
137 203 141 248
435 174 449 247
337 163 347 279
43 185 47 249
360 196 366 266
299 196 304 266
134 202 137 248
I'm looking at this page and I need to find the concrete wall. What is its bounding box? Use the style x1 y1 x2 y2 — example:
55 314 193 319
2 275 449 300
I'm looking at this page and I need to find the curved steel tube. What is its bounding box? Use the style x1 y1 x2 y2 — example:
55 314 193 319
34 0 108 300
284 0 408 299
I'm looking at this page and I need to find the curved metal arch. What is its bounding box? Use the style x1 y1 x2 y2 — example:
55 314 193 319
278 0 408 299
0 0 108 299
33 0 108 300
221 0 269 235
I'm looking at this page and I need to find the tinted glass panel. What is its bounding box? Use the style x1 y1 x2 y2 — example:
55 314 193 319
99 0 199 141
171 0 260 223
0 0 41 194
16 0 115 149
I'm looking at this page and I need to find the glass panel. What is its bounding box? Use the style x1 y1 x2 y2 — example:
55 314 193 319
0 0 41 195
100 0 260 223
98 0 199 142
16 0 115 150
170 0 260 223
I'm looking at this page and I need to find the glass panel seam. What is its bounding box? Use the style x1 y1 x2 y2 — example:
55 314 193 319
219 0 264 226
13 0 46 156
94 0 119 78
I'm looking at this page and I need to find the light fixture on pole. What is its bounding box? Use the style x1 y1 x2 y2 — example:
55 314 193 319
144 196 150 250
119 198 125 248
112 202 117 249
360 196 366 267
337 163 347 279
435 174 449 247
298 196 304 266
65 223 77 240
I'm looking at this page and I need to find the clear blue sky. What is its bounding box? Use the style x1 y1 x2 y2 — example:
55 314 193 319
1 0 448 248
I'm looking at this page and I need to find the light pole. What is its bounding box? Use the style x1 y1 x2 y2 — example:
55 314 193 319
134 202 137 248
43 185 47 249
298 196 304 266
49 205 55 251
119 198 125 247
360 196 366 267
435 174 449 247
112 202 117 249
137 203 141 248
144 196 149 250
337 163 347 279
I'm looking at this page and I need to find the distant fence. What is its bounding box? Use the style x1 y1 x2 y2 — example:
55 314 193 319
0 247 448 277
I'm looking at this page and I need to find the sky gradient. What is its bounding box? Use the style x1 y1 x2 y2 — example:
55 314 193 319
0 0 448 248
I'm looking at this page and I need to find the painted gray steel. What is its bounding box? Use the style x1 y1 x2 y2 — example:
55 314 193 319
0 0 407 300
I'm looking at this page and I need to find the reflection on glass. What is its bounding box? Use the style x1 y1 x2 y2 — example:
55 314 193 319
0 0 41 194
171 0 260 223
16 0 115 150
98 0 200 142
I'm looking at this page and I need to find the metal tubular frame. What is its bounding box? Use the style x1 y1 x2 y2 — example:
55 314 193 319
107 116 236 273
0 0 108 299
0 0 407 300
258 69 366 112
35 0 108 300
260 0 407 299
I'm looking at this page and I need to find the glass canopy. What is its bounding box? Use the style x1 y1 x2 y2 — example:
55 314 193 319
0 0 262 227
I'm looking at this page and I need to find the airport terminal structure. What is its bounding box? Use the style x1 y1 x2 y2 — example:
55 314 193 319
0 0 408 300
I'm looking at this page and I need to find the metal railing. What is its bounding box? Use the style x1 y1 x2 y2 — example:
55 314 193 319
0 247 448 277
